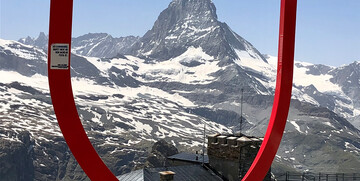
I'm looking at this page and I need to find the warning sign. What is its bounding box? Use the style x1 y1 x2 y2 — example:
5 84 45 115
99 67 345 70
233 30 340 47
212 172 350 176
50 44 69 69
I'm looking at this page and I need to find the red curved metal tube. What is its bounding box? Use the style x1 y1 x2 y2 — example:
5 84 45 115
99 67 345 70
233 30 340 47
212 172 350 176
47 0 118 180
242 0 297 180
48 0 297 180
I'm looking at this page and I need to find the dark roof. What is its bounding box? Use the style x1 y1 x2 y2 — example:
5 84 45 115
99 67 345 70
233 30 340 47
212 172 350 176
117 169 143 181
117 165 223 181
168 152 209 164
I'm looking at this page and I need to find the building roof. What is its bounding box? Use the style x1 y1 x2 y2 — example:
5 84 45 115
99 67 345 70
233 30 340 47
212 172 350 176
117 165 223 181
167 152 209 164
117 169 144 181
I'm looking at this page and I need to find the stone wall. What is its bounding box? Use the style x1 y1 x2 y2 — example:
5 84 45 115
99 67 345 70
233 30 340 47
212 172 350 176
207 134 271 181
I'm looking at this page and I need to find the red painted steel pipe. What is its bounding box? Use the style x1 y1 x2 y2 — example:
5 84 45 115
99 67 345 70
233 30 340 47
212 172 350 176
47 0 118 180
242 0 297 180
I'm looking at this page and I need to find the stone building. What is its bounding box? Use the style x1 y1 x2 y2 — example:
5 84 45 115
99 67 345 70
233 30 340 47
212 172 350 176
117 134 272 181
207 133 271 181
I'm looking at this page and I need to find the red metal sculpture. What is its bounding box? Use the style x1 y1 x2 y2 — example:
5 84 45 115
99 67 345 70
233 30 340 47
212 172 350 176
47 0 117 180
242 0 297 180
47 0 297 180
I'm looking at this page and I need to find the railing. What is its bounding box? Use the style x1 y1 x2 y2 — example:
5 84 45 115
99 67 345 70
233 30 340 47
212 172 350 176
274 172 360 181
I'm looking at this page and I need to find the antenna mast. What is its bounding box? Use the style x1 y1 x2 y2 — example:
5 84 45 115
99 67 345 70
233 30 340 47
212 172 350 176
202 122 206 166
240 88 244 135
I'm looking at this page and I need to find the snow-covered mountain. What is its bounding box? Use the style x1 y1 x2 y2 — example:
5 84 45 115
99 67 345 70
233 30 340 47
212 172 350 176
127 0 266 63
257 55 360 130
19 32 48 51
71 33 139 58
0 39 232 180
19 32 139 58
291 59 360 129
2 0 360 180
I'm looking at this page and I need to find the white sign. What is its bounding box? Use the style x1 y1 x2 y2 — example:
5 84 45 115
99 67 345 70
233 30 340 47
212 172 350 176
50 43 69 69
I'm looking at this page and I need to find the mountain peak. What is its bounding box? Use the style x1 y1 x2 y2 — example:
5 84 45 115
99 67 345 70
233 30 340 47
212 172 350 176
168 0 217 20
37 32 47 40
18 32 48 51
128 0 266 63
19 36 35 45
149 0 218 40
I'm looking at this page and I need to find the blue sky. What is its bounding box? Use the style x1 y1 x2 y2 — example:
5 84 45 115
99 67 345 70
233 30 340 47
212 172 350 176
1 0 359 66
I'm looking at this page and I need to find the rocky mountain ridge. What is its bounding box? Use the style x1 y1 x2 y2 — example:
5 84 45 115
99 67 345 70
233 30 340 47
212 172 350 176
127 0 266 63
19 32 140 58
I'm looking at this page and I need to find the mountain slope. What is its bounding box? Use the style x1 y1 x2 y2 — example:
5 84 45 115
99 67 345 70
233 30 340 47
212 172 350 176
19 32 139 58
0 39 48 76
0 38 233 180
71 33 139 58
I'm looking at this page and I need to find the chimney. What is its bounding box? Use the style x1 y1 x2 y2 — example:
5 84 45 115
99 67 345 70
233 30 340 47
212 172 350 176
159 171 175 181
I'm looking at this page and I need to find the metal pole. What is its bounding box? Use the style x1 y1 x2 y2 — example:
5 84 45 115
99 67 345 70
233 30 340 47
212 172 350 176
239 88 244 179
202 123 206 166
240 88 244 134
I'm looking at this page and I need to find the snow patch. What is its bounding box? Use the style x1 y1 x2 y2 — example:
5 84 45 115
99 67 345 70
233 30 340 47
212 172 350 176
323 122 335 129
137 47 221 84
0 71 49 91
289 120 304 134
0 39 46 61
234 49 275 79
294 61 342 94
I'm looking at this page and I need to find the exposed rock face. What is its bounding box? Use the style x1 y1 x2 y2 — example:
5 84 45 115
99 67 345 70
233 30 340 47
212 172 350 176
127 0 266 63
18 32 48 51
145 139 179 168
71 33 140 58
0 40 48 76
18 32 140 58
0 131 34 181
